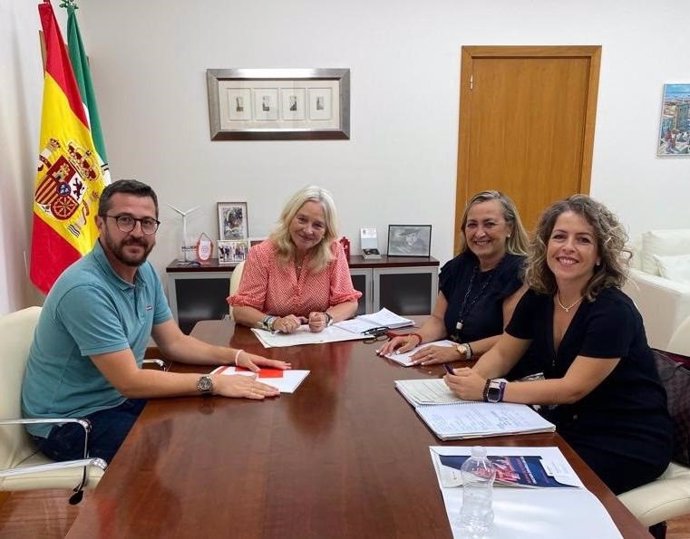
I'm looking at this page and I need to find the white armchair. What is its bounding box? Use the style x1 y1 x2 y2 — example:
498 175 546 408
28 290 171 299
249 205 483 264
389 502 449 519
227 260 245 321
623 229 690 350
617 319 690 538
0 307 106 503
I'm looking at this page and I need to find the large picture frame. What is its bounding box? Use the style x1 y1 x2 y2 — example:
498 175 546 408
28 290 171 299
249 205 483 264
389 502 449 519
217 202 248 240
387 225 432 257
207 68 350 140
658 83 690 156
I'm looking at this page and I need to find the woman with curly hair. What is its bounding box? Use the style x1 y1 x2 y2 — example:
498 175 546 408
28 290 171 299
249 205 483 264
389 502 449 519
445 194 672 494
230 186 360 334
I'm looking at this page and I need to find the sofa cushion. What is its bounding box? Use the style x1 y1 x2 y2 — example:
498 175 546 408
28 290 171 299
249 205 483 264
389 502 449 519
642 230 690 275
654 254 690 284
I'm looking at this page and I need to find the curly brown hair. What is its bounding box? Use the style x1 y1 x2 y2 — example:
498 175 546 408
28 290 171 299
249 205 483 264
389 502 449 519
524 194 630 300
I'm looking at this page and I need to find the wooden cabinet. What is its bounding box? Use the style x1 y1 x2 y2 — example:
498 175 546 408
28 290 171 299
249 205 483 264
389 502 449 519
166 255 439 334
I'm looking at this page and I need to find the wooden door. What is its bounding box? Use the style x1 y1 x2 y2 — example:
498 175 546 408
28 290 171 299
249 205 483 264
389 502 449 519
454 46 601 252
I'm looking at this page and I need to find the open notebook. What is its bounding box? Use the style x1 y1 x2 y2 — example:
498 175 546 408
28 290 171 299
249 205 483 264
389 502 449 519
335 308 414 334
396 378 555 440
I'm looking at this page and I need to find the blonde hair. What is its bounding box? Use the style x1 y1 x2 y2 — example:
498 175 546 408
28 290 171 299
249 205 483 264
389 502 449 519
458 190 529 256
269 186 339 273
524 194 630 300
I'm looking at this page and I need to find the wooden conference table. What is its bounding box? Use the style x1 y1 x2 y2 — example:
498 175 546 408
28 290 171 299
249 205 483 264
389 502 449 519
67 320 650 538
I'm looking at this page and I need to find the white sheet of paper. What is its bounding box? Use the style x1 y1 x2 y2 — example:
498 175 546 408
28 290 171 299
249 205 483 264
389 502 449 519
251 325 366 348
429 446 622 539
395 378 468 406
416 401 555 440
211 366 309 394
383 339 455 367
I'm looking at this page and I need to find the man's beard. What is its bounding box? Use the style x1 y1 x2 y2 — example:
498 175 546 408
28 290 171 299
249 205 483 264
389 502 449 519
103 231 154 267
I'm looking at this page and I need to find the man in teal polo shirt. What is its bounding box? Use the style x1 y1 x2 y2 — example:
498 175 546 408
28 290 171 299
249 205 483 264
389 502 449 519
22 179 289 463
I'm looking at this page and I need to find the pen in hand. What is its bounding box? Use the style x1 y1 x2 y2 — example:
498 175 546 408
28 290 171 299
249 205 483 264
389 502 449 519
443 364 455 375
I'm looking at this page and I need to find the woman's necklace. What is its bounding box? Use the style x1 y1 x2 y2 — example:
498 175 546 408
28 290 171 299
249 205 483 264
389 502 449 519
452 262 498 340
294 255 304 274
556 292 583 313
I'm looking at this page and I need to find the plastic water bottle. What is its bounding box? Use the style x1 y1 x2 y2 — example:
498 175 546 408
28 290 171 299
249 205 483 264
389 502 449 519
457 446 496 538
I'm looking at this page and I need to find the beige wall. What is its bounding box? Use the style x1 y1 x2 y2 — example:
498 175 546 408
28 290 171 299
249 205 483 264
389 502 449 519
2 0 688 313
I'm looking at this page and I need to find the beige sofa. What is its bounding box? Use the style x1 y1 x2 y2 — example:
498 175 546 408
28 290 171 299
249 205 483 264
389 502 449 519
623 229 690 352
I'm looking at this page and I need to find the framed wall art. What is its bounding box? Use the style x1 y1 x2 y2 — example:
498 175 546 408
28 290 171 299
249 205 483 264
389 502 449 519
217 202 248 240
658 83 690 156
217 240 250 265
387 225 432 257
206 68 350 140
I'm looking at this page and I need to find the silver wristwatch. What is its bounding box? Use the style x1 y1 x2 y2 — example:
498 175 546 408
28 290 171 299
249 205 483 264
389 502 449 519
197 375 214 395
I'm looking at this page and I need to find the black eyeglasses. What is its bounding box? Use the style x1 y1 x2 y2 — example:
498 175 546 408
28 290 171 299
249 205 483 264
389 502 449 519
362 326 392 344
106 214 160 235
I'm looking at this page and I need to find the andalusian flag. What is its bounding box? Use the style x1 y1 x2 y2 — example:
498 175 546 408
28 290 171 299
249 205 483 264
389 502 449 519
30 1 109 294
66 1 109 182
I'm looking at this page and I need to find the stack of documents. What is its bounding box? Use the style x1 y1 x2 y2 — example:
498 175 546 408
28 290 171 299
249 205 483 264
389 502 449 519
335 308 414 334
251 325 365 348
430 446 623 539
395 378 555 440
250 309 413 348
211 365 309 393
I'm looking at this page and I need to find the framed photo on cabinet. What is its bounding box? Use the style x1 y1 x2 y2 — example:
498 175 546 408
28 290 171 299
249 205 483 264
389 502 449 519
217 202 248 240
387 225 432 257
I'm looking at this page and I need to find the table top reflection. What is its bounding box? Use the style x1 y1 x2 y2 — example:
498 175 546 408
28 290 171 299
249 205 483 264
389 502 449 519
66 320 650 539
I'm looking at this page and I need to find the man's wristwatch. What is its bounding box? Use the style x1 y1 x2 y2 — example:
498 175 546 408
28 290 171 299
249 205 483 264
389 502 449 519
197 375 214 395
485 379 506 403
324 312 333 326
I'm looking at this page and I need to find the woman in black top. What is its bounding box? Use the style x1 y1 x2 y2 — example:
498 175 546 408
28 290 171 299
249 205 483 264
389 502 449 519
445 195 673 494
378 191 529 365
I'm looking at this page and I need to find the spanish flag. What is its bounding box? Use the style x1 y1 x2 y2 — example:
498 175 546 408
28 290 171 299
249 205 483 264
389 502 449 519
30 1 109 294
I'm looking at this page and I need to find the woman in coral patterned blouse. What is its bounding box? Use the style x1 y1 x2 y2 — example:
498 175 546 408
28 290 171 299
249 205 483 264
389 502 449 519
229 186 361 334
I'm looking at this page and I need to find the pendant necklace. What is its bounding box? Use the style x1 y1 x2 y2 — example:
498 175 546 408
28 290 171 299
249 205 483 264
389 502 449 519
295 256 305 275
452 262 497 341
556 292 583 313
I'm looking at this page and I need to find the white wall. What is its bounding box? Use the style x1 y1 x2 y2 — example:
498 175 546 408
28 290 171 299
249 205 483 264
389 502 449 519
2 0 688 313
0 0 59 313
